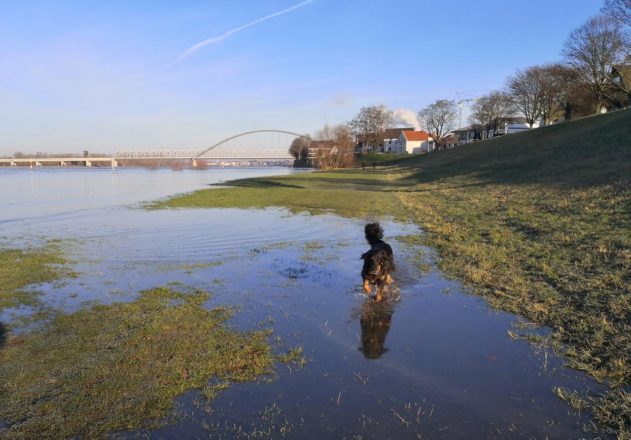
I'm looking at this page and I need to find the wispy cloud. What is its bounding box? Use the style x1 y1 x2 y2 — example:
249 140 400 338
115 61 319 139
167 0 315 68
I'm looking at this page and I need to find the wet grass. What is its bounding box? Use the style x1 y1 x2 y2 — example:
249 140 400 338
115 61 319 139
0 242 75 310
554 387 630 438
0 286 277 439
150 108 631 436
149 173 409 220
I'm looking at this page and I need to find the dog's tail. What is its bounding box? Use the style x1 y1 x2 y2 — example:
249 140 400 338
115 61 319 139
365 223 384 245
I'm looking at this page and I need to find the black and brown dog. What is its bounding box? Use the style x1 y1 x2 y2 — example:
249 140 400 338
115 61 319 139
360 223 395 302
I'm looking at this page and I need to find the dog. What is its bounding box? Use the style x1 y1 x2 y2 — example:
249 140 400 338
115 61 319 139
360 223 394 302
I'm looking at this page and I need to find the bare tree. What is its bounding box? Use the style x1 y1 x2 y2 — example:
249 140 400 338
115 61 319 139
509 63 593 126
507 67 544 128
288 135 311 160
417 99 458 149
540 64 583 122
602 0 631 25
350 105 393 152
562 15 630 112
469 91 516 138
313 124 355 169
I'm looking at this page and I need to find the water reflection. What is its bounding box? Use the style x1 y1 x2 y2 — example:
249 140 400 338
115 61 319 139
0 322 5 348
359 299 395 359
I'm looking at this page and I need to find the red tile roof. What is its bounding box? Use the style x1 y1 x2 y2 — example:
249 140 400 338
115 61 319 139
384 128 413 140
402 130 430 141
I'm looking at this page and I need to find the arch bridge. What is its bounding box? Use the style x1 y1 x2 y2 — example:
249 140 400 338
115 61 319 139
115 129 310 164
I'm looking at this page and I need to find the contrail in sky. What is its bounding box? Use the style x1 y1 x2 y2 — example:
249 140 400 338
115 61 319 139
167 0 315 68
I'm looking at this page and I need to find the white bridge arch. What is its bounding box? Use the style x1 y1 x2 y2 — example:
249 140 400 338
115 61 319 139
115 129 311 161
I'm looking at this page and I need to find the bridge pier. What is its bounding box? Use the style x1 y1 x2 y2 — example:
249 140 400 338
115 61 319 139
111 159 118 168
192 159 197 168
60 161 67 167
85 160 92 167
10 161 16 167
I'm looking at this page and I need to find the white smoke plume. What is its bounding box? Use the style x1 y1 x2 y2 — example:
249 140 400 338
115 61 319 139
392 108 420 130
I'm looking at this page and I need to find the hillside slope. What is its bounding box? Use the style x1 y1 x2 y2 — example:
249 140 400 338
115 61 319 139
395 108 631 187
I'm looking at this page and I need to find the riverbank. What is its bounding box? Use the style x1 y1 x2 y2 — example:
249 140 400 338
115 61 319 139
152 109 631 437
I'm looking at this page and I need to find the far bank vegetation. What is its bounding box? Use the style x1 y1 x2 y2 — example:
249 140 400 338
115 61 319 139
289 123 355 170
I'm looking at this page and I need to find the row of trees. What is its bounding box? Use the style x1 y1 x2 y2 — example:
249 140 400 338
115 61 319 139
423 3 630 144
291 0 630 165
468 4 630 140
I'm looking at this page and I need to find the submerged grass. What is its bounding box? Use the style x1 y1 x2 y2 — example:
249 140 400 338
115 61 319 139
0 286 276 439
150 109 631 436
0 242 75 310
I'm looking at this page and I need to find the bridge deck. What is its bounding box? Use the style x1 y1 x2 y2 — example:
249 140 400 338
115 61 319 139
0 157 114 163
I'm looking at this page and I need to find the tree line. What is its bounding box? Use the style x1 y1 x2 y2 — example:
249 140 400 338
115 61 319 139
290 0 630 167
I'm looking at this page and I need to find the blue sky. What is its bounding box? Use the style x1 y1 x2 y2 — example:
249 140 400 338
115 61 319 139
0 0 602 154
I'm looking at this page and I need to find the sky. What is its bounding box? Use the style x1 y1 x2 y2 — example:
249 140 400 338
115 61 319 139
0 0 603 155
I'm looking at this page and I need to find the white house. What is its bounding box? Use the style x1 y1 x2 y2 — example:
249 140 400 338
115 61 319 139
395 130 434 154
505 119 540 134
382 128 413 152
355 127 414 153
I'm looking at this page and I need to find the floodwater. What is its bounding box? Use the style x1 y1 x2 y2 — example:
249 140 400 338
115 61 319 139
0 167 606 439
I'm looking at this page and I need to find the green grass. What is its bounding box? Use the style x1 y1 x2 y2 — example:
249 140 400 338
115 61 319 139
0 243 75 310
148 171 410 219
358 152 412 164
150 109 631 436
0 286 277 439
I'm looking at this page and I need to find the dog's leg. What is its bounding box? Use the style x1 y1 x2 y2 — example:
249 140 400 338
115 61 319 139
375 282 384 302
386 274 393 285
363 279 372 294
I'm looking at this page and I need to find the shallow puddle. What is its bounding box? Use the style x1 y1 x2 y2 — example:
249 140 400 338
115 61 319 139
1 168 607 438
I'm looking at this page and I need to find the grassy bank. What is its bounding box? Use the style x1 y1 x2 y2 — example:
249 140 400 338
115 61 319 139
149 172 409 219
0 242 75 310
0 286 279 438
152 109 631 436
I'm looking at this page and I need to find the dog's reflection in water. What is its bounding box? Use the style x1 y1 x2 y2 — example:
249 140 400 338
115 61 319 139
359 299 395 359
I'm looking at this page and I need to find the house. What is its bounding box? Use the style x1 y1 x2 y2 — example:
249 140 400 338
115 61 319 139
382 128 414 152
443 134 459 149
504 117 540 134
452 117 540 145
611 65 631 108
451 125 482 145
396 130 434 154
355 127 414 153
308 140 337 162
612 64 631 93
